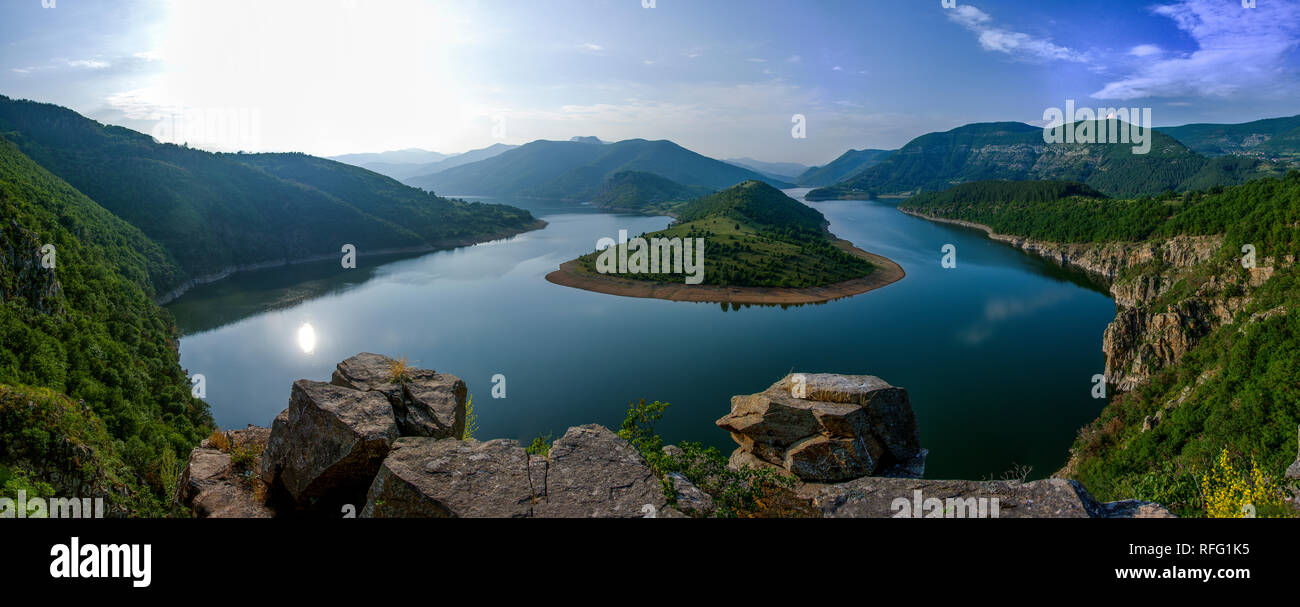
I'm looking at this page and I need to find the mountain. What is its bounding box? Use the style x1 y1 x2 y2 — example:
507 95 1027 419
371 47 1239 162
331 143 517 181
0 96 541 297
590 171 713 213
410 138 792 200
1161 115 1300 159
0 136 210 514
329 148 452 166
796 149 894 187
806 121 1279 200
725 157 810 181
569 136 607 144
565 181 874 289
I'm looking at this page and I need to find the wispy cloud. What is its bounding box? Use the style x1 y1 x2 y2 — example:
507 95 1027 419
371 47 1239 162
580 42 603 52
1094 0 1300 100
946 4 1087 63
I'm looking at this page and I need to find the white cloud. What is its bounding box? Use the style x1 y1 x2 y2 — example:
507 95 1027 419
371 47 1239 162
65 59 111 69
1094 0 1300 100
581 43 604 52
1129 44 1163 57
946 5 1087 63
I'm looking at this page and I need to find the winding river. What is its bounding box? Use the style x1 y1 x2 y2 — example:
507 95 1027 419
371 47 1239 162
169 190 1117 480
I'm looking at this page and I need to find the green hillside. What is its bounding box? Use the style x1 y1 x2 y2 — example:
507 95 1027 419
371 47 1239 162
410 138 792 200
0 96 539 296
572 181 873 288
808 121 1273 200
1161 115 1300 158
0 137 210 515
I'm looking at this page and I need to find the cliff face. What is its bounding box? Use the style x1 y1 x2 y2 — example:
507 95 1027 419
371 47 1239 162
904 209 1265 392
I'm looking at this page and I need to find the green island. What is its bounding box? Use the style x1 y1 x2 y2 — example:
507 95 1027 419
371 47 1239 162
901 175 1300 517
547 180 904 304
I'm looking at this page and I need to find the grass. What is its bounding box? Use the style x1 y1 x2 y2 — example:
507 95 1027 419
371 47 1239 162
386 356 411 383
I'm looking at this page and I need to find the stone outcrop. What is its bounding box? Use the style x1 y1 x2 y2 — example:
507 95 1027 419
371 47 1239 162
260 380 399 509
363 437 543 518
718 373 924 482
178 426 274 518
331 352 467 439
813 477 1175 519
363 425 666 518
1288 426 1300 482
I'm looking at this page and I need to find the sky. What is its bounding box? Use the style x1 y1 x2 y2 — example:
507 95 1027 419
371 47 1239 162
2 0 1299 166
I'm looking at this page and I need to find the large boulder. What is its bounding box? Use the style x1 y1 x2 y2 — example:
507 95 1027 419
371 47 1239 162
535 425 668 518
363 437 544 518
718 373 923 482
813 477 1175 519
260 380 399 510
331 353 467 439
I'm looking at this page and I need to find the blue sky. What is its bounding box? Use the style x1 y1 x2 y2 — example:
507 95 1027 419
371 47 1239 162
2 0 1298 165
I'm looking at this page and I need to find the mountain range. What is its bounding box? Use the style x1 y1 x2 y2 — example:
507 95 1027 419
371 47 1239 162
408 138 792 200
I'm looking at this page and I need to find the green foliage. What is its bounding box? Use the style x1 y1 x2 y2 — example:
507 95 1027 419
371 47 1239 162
462 395 478 441
617 399 803 518
590 171 712 213
0 137 210 514
526 433 553 457
796 149 894 187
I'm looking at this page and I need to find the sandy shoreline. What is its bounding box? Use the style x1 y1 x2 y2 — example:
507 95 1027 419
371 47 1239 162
545 239 905 305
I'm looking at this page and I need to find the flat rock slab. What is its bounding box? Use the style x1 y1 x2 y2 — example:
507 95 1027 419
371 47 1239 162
536 425 667 518
814 477 1175 518
363 437 543 518
262 380 399 508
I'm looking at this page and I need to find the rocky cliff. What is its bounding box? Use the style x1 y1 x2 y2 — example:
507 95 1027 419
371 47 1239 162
177 361 1173 518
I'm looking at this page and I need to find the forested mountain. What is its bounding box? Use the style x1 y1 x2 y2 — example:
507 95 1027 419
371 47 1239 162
0 96 540 296
589 171 713 213
408 138 792 200
1161 115 1300 159
796 149 894 187
0 137 210 514
328 148 451 167
807 121 1274 200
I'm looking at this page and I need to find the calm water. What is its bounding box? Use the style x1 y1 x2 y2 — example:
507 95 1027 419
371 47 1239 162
169 190 1116 480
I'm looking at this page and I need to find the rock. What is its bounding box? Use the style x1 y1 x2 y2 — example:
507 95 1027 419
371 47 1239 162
535 425 667 518
331 353 467 439
1288 426 1300 481
656 506 689 518
718 374 922 482
667 472 714 517
177 447 274 519
728 448 785 474
261 380 399 509
813 477 1172 519
363 437 543 518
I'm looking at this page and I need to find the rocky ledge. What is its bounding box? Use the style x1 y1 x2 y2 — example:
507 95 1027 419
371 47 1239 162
178 361 1172 518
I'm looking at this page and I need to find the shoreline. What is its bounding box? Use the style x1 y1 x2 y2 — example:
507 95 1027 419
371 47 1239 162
544 239 905 305
155 220 548 305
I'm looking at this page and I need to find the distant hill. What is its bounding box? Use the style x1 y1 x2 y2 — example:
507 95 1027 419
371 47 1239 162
1160 115 1300 160
796 149 894 187
0 96 540 296
409 138 793 200
725 157 810 181
590 171 713 214
334 143 517 181
807 121 1271 200
329 148 452 166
